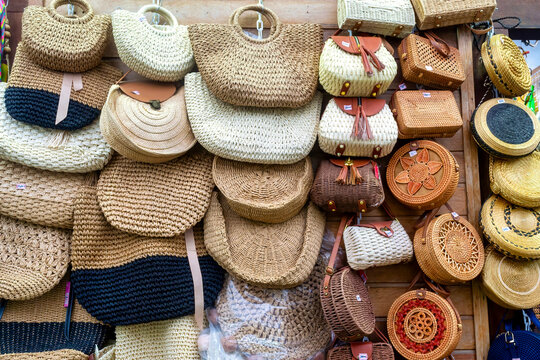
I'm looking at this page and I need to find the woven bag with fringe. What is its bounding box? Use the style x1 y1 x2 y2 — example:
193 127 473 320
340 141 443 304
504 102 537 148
410 0 496 30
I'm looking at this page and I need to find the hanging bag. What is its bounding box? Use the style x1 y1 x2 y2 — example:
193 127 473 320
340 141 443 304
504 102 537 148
327 329 395 360
410 0 496 30
487 311 540 360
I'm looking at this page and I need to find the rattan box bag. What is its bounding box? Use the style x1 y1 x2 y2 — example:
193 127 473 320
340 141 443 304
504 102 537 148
112 5 194 82
318 97 398 158
410 0 496 30
327 331 395 360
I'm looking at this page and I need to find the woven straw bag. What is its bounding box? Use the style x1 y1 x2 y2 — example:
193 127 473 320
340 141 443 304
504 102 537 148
319 34 397 97
387 140 459 210
212 156 313 224
327 331 395 360
482 34 531 97
398 32 466 90
471 98 540 158
480 195 540 260
490 152 540 208
410 0 496 30
112 5 194 82
414 204 484 284
6 44 122 131
204 192 325 289
481 246 540 310
318 98 398 158
97 150 214 237
189 5 321 108
21 0 110 72
391 90 463 139
311 158 384 213
337 0 415 38
185 72 322 164
100 84 196 163
0 216 70 301
344 203 413 270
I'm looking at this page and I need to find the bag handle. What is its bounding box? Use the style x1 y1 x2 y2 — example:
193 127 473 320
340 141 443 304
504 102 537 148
416 203 460 240
230 5 279 32
50 0 93 20
322 216 354 296
137 4 179 27
424 31 451 57
467 20 494 35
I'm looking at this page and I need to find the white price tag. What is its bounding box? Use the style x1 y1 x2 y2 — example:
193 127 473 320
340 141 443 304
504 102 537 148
356 295 362 302
341 41 350 47
344 105 353 111
399 83 407 90
384 230 393 237
16 184 26 190
451 212 459 218
425 65 433 71
502 227 511 232
423 92 431 98
498 99 505 104
409 150 418 157
359 355 368 360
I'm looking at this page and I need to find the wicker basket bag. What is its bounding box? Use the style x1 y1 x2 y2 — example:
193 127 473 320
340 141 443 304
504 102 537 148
327 330 395 360
387 140 459 210
391 90 463 139
410 0 497 30
318 98 398 158
414 204 484 284
490 151 540 208
21 0 110 72
320 34 397 98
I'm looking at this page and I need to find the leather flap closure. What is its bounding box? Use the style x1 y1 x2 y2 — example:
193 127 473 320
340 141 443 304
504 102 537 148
330 158 370 168
119 81 176 103
335 98 386 116
331 36 382 54
351 342 373 360
363 221 394 237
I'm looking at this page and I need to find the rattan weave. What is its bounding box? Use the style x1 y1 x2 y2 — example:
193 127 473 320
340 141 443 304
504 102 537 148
410 0 496 30
327 342 395 360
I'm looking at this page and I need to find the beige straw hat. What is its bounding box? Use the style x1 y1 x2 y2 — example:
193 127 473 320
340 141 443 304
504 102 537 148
481 246 540 310
212 156 313 223
204 192 325 288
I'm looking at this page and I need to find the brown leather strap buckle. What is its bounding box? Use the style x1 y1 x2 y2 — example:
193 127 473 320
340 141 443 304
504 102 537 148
416 289 427 299
335 143 346 157
392 24 405 37
340 81 351 96
369 83 382 97
327 200 337 212
357 199 367 214
371 145 382 159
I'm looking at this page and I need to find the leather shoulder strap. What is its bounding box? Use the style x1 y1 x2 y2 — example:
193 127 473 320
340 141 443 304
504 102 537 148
322 216 352 294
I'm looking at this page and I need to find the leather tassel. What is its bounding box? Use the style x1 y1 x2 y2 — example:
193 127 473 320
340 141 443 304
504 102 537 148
363 46 385 71
336 164 348 184
351 165 363 185
352 106 361 138
360 106 373 140
356 38 374 76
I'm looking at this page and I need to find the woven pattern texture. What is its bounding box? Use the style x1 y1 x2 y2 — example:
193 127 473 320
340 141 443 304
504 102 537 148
185 72 321 164
410 0 496 30
0 350 89 360
327 343 395 360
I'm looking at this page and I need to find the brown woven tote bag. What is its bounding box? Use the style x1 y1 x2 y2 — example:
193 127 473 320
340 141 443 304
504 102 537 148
327 329 395 360
188 5 322 108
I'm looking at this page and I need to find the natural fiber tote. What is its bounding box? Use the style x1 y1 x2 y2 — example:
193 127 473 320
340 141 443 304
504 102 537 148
344 203 413 270
337 0 415 38
482 34 532 97
490 151 540 208
410 0 496 30
319 34 397 97
0 216 70 301
100 84 196 163
327 331 395 360
311 158 384 214
471 98 540 158
6 44 122 131
112 5 194 82
185 72 322 164
391 90 463 139
204 192 325 289
480 195 540 260
318 98 398 158
71 186 225 326
398 32 466 90
212 156 313 223
189 5 321 108
481 246 540 310
387 140 459 210
414 204 484 284
21 0 110 72
97 150 214 237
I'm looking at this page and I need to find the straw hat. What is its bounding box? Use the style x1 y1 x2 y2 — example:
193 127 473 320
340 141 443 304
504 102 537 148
471 98 540 158
0 216 70 301
481 246 540 310
204 192 325 288
480 195 540 260
212 156 313 223
490 151 540 208
97 149 214 237
100 85 196 164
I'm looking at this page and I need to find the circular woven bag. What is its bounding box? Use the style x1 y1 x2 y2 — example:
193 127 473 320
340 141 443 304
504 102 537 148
212 156 313 223
480 195 540 260
386 140 459 210
481 34 531 97
471 98 540 158
490 151 540 208
481 246 540 310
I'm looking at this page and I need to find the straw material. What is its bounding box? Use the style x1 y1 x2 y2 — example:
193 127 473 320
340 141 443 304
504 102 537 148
480 195 540 260
472 98 540 158
482 34 532 97
212 156 313 223
481 246 540 310
410 0 496 30
337 0 415 38
204 192 325 289
112 6 194 82
327 343 395 360
22 0 110 72
97 150 214 237
387 140 459 210
0 350 89 360
490 152 540 208
100 85 196 163
184 72 322 164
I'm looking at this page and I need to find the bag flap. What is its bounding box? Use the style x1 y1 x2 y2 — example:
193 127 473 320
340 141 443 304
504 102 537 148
351 342 373 360
334 98 386 117
331 36 382 54
357 221 395 237
330 158 370 168
119 81 177 103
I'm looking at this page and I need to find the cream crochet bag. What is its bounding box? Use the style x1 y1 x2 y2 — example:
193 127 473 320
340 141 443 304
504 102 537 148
112 5 194 82
319 97 398 158
319 35 397 97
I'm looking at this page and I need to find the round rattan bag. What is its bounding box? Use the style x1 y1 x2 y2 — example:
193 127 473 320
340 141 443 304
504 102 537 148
387 140 459 210
480 195 540 260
